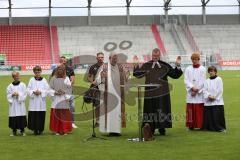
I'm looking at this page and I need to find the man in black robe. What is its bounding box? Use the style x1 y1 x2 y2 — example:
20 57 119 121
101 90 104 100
133 48 182 136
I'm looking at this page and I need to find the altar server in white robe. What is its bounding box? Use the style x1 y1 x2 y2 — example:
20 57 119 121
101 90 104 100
96 53 129 136
202 66 226 132
7 71 27 136
27 66 49 135
184 53 206 130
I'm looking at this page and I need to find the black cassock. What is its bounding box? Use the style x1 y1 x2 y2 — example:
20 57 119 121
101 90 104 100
133 60 183 130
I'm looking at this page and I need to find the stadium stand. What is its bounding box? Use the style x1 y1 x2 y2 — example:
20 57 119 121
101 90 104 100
189 24 240 69
57 25 159 64
0 25 60 65
189 25 240 59
57 24 192 64
0 16 239 70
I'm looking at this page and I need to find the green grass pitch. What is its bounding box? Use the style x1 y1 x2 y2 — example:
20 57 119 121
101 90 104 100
0 71 239 160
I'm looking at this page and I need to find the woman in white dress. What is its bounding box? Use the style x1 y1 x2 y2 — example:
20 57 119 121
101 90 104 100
49 65 73 135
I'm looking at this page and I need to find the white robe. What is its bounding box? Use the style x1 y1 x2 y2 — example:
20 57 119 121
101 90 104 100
184 65 206 103
27 77 49 111
7 82 27 117
203 77 224 106
96 63 122 134
49 76 72 109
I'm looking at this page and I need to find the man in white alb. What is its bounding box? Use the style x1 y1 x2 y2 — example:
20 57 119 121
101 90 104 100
96 53 129 136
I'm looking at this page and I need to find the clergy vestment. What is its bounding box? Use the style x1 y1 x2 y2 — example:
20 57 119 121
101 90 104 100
184 65 206 129
133 60 183 131
49 76 72 134
202 76 226 131
7 81 27 131
96 63 128 134
27 77 49 133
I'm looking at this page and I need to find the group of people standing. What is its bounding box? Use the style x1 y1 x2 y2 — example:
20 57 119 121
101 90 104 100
185 53 226 133
6 49 226 139
86 49 226 140
7 56 77 136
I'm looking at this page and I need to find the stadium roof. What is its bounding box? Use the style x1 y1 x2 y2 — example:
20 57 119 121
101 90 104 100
0 0 239 17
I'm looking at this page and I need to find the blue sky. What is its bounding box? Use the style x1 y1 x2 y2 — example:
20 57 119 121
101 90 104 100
0 0 238 17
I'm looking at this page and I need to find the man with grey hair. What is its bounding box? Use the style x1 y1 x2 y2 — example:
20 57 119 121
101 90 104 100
95 53 129 136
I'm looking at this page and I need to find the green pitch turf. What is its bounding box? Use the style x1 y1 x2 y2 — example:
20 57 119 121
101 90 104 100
0 71 239 160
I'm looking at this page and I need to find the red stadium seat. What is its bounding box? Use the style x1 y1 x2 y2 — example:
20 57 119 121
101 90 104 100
0 25 60 66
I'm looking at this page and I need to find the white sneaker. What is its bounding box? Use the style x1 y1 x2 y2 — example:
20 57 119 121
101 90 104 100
10 134 15 137
55 133 60 136
220 129 227 133
72 123 78 129
64 133 68 136
21 132 26 136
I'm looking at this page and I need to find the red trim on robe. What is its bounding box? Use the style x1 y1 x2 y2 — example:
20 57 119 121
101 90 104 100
50 108 72 134
186 103 204 129
193 64 200 68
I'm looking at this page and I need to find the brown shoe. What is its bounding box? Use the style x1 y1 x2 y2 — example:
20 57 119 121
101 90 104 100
143 123 154 141
94 122 99 128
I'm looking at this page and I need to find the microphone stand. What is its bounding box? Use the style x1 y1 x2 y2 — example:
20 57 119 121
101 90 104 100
86 82 107 141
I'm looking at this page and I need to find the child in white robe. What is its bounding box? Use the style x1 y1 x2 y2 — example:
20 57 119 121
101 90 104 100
7 71 27 136
27 66 49 135
184 53 206 130
202 66 226 132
